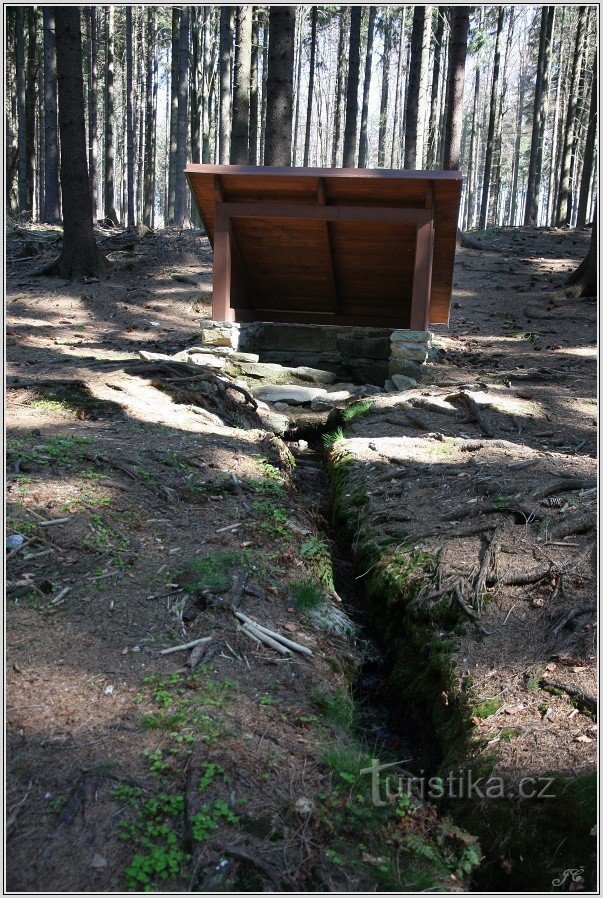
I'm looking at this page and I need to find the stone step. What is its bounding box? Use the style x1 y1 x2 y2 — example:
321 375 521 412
253 384 328 405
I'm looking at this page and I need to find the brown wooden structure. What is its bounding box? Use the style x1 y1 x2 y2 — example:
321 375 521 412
186 165 462 330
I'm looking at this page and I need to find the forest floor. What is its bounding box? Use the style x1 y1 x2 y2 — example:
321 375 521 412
5 222 596 891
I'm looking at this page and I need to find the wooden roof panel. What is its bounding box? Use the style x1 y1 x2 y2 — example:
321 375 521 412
186 164 462 328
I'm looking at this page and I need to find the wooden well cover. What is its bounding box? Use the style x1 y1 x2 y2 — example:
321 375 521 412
186 164 462 329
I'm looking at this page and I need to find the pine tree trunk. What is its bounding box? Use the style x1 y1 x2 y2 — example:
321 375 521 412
509 64 525 226
415 5 432 167
260 14 269 163
357 6 375 168
403 5 426 168
303 6 318 166
25 8 37 216
231 5 253 164
42 7 60 223
442 7 469 170
478 7 504 229
52 7 104 279
190 8 200 164
125 8 135 228
565 211 596 295
524 7 553 225
87 7 98 219
103 7 118 224
556 6 587 225
249 10 260 164
377 8 391 168
466 9 482 228
218 7 233 164
16 8 27 214
292 10 304 165
389 10 405 168
576 52 597 228
342 5 361 167
168 7 180 222
264 6 296 166
143 7 155 226
426 9 445 169
331 8 347 166
174 7 190 227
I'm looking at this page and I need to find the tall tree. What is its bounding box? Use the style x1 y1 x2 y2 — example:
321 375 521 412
358 6 376 168
167 7 180 221
478 7 504 229
576 52 597 228
25 8 37 215
426 8 446 169
51 7 104 278
16 8 27 214
125 7 134 228
42 7 60 223
524 7 554 225
389 11 405 168
143 7 155 226
231 5 253 164
331 8 347 166
442 7 469 170
342 5 362 167
403 5 427 168
219 6 233 164
87 7 98 219
103 6 118 224
303 6 318 167
556 6 587 225
264 7 296 166
565 210 596 296
174 6 190 226
249 9 260 164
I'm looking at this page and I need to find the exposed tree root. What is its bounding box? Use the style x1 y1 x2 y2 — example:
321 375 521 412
531 477 596 502
539 679 597 716
551 603 597 637
547 510 596 541
445 391 497 437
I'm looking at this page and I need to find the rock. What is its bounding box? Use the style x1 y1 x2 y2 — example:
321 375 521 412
273 402 291 412
390 329 432 344
384 379 397 393
172 273 202 285
388 357 423 380
310 390 353 411
6 534 26 551
255 407 290 436
90 853 108 869
390 343 430 363
390 374 418 391
187 348 260 364
254 385 327 405
290 366 337 384
337 332 390 360
170 351 226 369
200 321 240 349
350 384 383 395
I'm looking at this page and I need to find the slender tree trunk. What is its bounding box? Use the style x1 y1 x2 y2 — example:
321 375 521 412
377 8 391 168
25 8 37 216
86 7 98 219
357 6 375 168
260 14 269 163
442 7 469 170
168 7 180 222
16 9 27 214
576 52 597 228
303 6 318 166
249 9 260 164
190 8 200 165
342 5 361 167
52 7 104 278
415 5 432 166
534 7 555 223
174 7 190 227
556 6 587 225
143 7 155 226
292 10 304 165
103 7 118 224
478 7 504 229
264 6 296 166
466 9 483 228
426 8 445 169
219 7 233 164
231 5 253 164
389 10 405 168
403 5 427 168
125 8 134 228
524 7 554 225
509 64 525 226
42 7 60 223
331 8 347 166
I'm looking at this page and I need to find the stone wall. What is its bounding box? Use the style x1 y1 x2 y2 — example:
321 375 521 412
200 320 434 387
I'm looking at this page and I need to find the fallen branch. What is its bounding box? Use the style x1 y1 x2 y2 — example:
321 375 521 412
234 611 313 656
159 636 212 656
492 563 552 587
238 623 292 656
551 604 597 637
531 477 596 502
547 510 596 541
539 679 597 715
446 391 496 437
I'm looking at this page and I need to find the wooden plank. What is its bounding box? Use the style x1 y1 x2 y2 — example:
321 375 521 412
317 178 339 313
218 201 433 225
212 204 234 321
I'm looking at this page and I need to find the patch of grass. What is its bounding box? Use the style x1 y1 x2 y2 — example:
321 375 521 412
341 400 373 423
175 550 252 594
472 699 502 719
323 427 346 449
252 498 292 540
291 575 325 611
312 687 354 730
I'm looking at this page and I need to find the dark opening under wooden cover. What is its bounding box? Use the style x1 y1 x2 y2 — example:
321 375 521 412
186 164 462 329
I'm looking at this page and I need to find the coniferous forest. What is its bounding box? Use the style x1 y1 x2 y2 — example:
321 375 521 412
6 6 597 237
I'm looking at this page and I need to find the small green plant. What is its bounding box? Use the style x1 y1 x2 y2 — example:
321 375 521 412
198 761 224 790
143 748 170 776
291 575 325 611
472 699 502 719
124 841 188 890
323 427 346 449
341 400 373 423
253 498 292 539
112 784 143 805
312 688 354 730
190 799 238 842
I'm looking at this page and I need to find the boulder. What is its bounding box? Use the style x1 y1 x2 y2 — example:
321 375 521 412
254 384 327 405
310 390 353 411
390 374 418 391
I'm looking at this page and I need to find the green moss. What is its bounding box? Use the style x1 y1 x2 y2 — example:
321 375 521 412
472 699 502 719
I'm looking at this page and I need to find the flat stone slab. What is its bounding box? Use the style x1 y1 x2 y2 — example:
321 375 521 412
237 362 337 385
310 390 353 411
254 384 327 405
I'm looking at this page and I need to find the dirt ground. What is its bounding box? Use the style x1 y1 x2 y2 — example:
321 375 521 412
5 222 596 891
